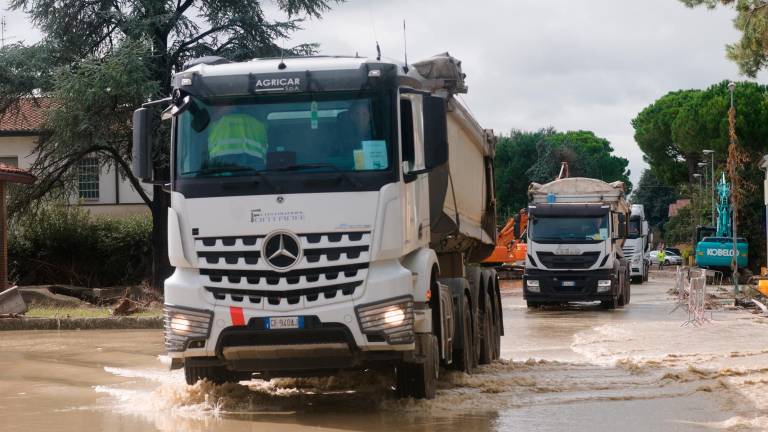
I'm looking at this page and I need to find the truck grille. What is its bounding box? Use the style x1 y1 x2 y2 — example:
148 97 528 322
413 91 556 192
536 252 600 269
195 231 371 311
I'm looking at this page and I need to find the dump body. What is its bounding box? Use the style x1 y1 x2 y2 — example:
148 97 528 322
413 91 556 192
523 177 631 308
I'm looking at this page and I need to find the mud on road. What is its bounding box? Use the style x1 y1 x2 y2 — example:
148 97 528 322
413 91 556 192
2 272 768 431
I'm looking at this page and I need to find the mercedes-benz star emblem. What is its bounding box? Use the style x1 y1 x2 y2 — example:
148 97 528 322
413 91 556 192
263 231 302 270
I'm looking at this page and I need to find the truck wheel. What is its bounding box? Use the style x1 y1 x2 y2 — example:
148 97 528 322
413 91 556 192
491 292 502 361
184 363 237 385
452 295 474 374
396 334 438 399
479 294 493 365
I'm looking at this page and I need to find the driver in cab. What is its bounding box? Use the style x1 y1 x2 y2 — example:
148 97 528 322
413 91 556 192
207 108 268 169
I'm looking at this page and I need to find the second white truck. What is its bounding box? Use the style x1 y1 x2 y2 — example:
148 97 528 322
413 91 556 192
624 204 650 283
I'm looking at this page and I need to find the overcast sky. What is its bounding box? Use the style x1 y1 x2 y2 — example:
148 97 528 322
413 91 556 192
1 0 753 185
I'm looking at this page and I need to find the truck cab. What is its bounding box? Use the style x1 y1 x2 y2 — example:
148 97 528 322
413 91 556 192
523 178 631 309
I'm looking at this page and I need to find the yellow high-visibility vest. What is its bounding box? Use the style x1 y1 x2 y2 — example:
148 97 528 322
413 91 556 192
208 114 267 159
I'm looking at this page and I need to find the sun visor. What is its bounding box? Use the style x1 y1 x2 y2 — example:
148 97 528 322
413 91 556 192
529 204 610 217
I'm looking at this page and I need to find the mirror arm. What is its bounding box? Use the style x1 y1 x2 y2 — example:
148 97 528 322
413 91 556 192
142 97 173 109
405 167 432 176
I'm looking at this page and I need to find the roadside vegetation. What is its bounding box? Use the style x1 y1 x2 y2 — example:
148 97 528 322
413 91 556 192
9 204 152 288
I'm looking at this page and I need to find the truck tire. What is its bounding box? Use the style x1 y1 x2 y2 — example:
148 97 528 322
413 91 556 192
601 297 618 310
479 294 493 365
491 291 502 361
396 334 438 399
452 295 474 374
184 363 237 385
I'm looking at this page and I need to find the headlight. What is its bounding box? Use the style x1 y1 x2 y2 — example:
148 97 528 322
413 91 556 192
356 296 414 345
597 280 612 293
163 305 213 352
632 254 642 264
526 279 541 293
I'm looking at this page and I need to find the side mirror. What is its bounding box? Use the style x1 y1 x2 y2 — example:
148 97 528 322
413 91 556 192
423 96 449 170
132 108 153 182
617 213 628 238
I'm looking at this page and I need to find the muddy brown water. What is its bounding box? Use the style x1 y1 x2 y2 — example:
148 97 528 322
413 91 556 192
3 273 768 431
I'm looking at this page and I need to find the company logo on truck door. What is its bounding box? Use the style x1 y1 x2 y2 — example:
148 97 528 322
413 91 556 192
250 209 305 223
263 231 302 270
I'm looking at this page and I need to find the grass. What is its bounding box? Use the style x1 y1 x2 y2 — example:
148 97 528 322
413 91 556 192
24 306 162 319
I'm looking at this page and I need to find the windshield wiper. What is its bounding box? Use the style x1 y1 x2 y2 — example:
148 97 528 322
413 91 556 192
181 165 257 176
270 163 362 189
181 165 278 192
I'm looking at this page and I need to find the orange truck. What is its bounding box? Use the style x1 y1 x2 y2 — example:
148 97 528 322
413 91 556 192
483 210 528 278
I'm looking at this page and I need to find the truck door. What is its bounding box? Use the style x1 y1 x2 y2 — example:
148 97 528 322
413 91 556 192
400 93 430 251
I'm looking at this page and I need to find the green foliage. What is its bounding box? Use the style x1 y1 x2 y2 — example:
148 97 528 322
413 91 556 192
679 0 768 77
542 131 632 189
494 128 553 219
664 205 697 245
494 128 631 221
9 204 152 287
634 79 768 270
632 89 700 185
631 169 679 231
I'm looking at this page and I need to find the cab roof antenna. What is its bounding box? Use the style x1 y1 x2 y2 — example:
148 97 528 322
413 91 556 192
367 0 381 61
278 43 287 70
402 20 409 73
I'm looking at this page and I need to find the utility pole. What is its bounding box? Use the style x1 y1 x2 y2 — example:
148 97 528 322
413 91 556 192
727 82 740 295
694 173 703 226
1 16 6 49
703 149 715 226
0 16 13 49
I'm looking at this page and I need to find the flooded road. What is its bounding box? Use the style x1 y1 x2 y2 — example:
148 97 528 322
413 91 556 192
3 272 768 431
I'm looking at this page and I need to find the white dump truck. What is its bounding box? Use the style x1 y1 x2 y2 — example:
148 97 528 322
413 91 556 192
624 204 650 283
131 53 501 399
523 177 631 309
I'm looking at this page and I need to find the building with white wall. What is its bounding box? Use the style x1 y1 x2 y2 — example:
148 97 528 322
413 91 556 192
0 99 152 217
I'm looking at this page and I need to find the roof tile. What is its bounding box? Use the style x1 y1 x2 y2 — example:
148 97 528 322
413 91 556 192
0 98 51 133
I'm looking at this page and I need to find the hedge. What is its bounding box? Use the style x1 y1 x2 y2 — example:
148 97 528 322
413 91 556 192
9 204 152 287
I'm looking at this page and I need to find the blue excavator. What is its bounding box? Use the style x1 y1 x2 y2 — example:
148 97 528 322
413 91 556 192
695 173 748 271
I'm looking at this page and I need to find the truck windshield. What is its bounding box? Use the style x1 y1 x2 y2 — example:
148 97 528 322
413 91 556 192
628 218 641 239
176 91 392 178
531 215 609 243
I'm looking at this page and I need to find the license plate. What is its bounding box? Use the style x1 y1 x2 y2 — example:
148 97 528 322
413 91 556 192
265 316 303 329
561 281 576 287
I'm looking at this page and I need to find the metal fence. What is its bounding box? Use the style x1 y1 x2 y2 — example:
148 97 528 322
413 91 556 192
672 267 711 326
